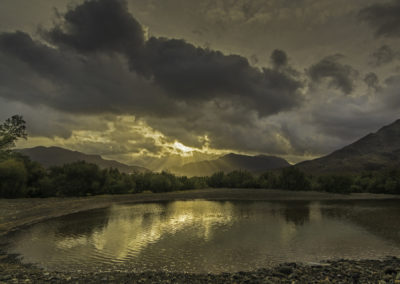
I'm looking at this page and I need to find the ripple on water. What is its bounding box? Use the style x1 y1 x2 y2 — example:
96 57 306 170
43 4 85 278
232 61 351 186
3 200 400 273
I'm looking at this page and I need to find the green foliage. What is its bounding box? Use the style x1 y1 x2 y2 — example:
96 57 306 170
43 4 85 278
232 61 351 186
352 169 400 194
48 161 105 196
258 172 279 189
316 175 353 194
225 170 257 188
1 150 400 198
207 170 258 188
0 115 27 150
103 168 136 194
133 171 206 193
0 159 28 198
279 167 311 191
208 171 226 187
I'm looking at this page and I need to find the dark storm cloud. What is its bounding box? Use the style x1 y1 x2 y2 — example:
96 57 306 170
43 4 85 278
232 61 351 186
42 0 303 116
370 45 398 67
308 55 358 94
359 0 400 38
0 31 177 116
364 72 380 90
4 0 396 160
132 38 302 115
0 31 72 79
270 49 288 69
46 0 145 54
0 0 304 155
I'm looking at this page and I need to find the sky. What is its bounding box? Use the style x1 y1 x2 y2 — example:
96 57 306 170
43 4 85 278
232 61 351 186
0 0 400 169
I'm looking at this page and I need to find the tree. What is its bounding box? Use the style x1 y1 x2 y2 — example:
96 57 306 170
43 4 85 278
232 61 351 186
0 115 27 150
279 167 311 191
0 159 28 198
317 175 353 194
208 171 226 188
48 161 103 196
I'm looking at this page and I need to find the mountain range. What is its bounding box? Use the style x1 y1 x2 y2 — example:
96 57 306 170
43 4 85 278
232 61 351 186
16 119 400 176
170 153 290 176
17 146 149 174
296 119 400 174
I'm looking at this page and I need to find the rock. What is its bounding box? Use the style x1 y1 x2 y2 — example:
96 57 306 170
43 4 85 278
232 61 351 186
0 275 11 281
272 272 286 278
263 278 275 284
384 266 397 275
384 274 393 281
278 265 294 275
351 270 361 281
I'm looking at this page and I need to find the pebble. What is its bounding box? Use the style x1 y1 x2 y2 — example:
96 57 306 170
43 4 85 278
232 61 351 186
384 266 397 274
1 256 400 283
278 265 293 275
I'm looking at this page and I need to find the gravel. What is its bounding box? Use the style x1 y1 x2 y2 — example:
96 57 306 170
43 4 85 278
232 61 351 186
1 253 400 283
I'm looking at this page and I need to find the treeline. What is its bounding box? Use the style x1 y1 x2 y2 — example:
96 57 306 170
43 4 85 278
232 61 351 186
209 167 400 195
0 151 207 198
1 151 400 198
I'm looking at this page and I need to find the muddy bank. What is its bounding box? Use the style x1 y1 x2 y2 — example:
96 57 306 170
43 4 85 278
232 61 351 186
0 255 400 283
1 188 399 237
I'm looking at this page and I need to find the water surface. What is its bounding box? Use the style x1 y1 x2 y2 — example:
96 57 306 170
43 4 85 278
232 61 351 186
4 199 400 273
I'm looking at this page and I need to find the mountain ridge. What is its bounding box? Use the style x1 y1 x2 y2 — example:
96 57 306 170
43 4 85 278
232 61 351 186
296 119 400 174
170 152 290 176
17 146 149 174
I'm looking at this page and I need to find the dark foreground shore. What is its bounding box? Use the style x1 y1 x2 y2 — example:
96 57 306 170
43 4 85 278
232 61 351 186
1 255 400 283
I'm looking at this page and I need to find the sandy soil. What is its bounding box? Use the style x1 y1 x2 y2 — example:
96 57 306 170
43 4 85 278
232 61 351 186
1 188 399 237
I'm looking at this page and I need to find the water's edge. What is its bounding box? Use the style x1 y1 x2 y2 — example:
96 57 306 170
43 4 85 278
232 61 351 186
1 188 399 237
1 251 399 283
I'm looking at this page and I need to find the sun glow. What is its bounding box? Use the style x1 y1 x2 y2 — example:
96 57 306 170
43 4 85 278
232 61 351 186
173 141 195 155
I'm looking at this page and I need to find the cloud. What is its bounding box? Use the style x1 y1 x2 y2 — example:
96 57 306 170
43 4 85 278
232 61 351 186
46 0 145 54
2 0 400 165
382 75 400 110
359 0 400 38
270 49 288 69
363 72 380 91
0 0 304 158
42 0 303 117
0 31 179 116
308 54 358 94
370 45 398 66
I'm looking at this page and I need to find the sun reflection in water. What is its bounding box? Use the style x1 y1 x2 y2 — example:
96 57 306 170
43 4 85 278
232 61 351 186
55 201 235 261
6 200 400 273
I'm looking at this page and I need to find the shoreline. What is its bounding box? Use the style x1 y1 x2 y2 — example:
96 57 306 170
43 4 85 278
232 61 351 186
1 188 400 237
1 255 399 283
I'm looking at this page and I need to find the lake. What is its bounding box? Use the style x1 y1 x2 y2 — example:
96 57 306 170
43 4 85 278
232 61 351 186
3 199 400 273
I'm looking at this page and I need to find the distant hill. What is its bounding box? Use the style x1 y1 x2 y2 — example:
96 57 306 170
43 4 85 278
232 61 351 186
171 153 290 176
296 119 400 174
17 146 149 174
